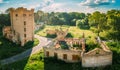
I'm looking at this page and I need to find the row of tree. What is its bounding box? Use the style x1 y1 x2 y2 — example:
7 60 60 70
34 11 87 26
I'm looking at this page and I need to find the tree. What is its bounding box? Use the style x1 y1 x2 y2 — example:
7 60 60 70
88 11 107 35
76 18 89 29
106 11 120 41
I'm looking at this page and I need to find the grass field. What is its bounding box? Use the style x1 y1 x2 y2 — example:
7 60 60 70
36 25 96 38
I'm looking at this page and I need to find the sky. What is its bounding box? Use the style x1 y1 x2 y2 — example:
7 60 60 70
0 0 120 13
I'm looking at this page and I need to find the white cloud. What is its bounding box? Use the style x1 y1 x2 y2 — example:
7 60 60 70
80 0 115 7
19 3 27 6
0 0 9 3
41 3 64 12
112 0 115 3
40 2 110 13
0 0 3 3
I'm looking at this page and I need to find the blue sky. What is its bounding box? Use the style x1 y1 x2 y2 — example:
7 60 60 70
0 0 120 13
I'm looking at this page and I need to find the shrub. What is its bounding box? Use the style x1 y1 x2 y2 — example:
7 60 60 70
0 41 2 45
46 34 57 38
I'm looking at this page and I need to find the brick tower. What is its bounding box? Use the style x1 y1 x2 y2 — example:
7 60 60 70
3 7 35 46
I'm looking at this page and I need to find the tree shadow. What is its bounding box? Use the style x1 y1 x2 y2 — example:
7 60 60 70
0 41 34 70
44 57 82 70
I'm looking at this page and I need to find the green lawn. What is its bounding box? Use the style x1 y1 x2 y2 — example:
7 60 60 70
36 25 96 38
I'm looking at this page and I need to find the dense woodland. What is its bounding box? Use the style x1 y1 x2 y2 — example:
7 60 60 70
0 9 120 41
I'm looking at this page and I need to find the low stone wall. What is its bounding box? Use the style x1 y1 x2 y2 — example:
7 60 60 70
44 48 82 62
82 52 112 67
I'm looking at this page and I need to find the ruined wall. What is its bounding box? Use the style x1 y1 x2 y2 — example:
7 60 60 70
44 48 81 62
82 53 112 67
46 30 56 35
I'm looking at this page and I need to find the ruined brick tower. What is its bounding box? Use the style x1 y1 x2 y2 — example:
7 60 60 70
3 7 34 46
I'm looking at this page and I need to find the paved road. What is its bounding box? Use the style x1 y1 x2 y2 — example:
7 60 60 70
0 35 53 65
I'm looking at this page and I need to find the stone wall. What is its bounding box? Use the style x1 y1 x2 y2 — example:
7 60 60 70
44 48 82 62
46 29 56 35
82 52 112 67
3 7 35 46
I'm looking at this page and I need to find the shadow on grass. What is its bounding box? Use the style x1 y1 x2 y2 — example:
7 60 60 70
0 37 34 60
0 40 34 70
44 57 82 70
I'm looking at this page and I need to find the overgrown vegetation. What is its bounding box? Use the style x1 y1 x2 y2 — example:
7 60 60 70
37 25 96 38
46 34 57 38
1 44 120 70
59 41 69 49
86 37 100 52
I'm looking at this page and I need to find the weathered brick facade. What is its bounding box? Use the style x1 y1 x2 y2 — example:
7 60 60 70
3 7 34 46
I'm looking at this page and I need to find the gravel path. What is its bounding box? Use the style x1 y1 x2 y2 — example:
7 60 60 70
0 35 53 65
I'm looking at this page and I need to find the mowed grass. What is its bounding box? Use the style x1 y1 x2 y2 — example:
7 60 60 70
36 25 96 38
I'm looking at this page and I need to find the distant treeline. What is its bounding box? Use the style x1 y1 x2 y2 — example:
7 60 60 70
34 10 120 41
0 9 120 41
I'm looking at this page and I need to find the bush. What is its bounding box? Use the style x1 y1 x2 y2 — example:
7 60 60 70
86 38 99 52
66 33 73 38
46 34 57 38
0 41 2 45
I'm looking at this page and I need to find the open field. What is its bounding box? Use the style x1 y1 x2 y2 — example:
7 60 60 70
36 25 97 38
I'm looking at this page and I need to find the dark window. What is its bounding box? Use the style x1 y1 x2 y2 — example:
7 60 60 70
46 51 49 57
16 14 18 17
72 55 79 61
24 21 26 25
24 28 26 32
23 14 26 17
13 30 15 35
24 34 26 37
63 54 67 60
54 52 58 58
